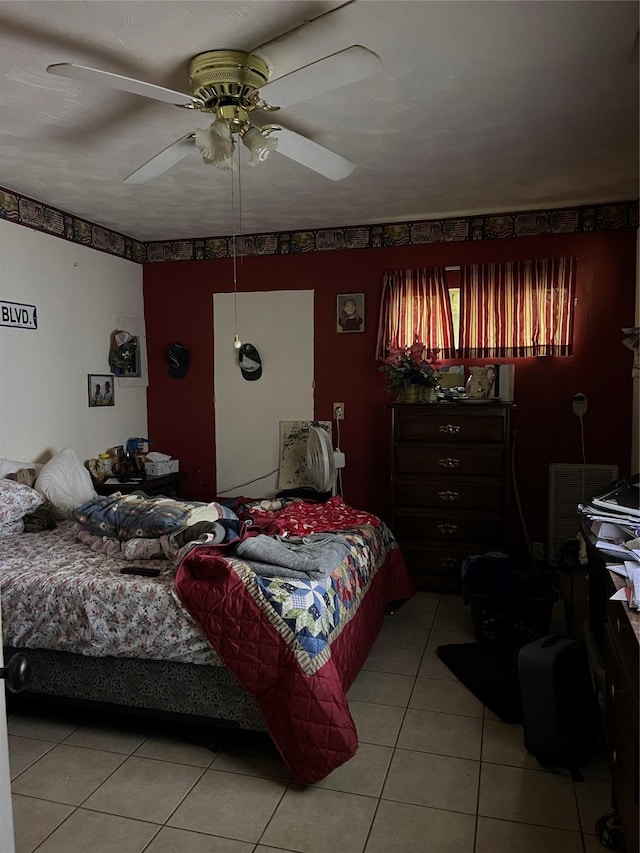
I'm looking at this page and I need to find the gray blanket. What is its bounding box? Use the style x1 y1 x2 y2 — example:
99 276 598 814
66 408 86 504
235 533 351 580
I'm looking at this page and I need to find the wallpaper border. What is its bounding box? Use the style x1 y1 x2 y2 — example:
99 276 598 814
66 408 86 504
1 186 637 265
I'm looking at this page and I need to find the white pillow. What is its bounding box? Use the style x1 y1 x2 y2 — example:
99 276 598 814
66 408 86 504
0 458 44 478
34 448 97 516
0 479 43 525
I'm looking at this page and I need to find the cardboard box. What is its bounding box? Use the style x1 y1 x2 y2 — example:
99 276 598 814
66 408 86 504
145 459 179 477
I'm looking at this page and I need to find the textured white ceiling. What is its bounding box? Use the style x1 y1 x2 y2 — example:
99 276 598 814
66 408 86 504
0 0 637 242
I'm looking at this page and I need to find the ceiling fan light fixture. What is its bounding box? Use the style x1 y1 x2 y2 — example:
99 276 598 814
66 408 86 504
194 118 236 170
241 126 278 165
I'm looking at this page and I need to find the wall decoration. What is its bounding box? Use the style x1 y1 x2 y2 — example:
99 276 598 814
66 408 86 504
2 185 635 265
88 374 114 407
336 292 365 333
108 330 140 377
0 300 37 329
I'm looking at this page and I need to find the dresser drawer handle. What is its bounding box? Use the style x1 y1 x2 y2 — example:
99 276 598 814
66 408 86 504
616 618 621 634
438 490 460 501
612 749 617 764
610 683 616 699
436 523 459 535
438 557 458 569
438 423 461 434
438 457 460 468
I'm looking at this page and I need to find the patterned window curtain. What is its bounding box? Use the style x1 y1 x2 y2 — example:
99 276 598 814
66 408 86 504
458 258 576 357
376 268 455 359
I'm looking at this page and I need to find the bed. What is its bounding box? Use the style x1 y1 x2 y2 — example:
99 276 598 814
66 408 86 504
1 476 413 785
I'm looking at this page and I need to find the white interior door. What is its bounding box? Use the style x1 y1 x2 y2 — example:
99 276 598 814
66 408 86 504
0 596 16 853
213 290 314 496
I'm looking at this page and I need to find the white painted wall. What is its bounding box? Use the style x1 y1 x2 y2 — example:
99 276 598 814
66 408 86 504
0 221 147 464
214 290 314 497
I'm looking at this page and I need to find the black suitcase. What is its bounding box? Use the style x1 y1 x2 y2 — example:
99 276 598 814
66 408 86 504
516 634 600 776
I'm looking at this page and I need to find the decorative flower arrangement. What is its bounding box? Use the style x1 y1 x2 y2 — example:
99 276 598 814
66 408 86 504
379 339 441 394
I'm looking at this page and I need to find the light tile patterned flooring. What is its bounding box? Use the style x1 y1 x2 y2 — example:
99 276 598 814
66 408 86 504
7 592 612 853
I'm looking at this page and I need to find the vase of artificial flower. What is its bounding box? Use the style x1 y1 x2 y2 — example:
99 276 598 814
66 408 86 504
399 385 422 403
379 338 441 402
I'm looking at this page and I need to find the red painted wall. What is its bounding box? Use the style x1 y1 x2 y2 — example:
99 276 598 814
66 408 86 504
143 228 637 550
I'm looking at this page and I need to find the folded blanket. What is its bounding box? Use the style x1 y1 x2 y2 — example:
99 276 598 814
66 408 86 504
235 533 351 580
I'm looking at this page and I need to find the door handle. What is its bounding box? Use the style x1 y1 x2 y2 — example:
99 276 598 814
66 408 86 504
438 457 460 468
436 523 459 535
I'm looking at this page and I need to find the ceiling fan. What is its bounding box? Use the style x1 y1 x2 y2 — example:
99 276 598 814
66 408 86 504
46 41 382 185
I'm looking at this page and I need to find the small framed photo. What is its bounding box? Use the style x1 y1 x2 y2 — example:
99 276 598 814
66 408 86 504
336 292 365 333
88 374 115 407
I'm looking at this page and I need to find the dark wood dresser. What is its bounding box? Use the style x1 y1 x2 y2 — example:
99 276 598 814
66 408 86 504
389 401 514 592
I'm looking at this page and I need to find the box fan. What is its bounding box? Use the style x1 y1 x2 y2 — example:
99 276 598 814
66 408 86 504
306 425 345 496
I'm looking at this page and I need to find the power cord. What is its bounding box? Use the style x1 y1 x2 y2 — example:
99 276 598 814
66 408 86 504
216 467 280 495
511 429 536 573
572 393 587 464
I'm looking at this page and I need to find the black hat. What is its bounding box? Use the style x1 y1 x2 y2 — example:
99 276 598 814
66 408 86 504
168 342 189 379
239 343 262 381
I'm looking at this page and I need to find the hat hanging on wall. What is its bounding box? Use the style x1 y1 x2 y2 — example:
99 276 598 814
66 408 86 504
239 343 262 381
168 342 189 379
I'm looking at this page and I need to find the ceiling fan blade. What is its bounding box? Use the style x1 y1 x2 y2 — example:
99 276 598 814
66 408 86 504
260 46 381 109
274 128 355 181
123 134 195 185
47 62 200 108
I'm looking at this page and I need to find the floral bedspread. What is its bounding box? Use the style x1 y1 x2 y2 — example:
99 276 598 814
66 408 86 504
0 521 219 665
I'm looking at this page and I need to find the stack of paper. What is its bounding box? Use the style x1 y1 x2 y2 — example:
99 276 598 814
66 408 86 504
608 562 640 611
579 478 640 611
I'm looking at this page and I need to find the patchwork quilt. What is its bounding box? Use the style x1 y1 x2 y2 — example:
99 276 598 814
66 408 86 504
175 500 414 784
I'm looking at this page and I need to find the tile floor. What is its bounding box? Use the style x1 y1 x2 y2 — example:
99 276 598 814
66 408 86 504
7 592 612 853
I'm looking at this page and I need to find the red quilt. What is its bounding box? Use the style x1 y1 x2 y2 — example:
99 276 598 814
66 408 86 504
174 509 413 784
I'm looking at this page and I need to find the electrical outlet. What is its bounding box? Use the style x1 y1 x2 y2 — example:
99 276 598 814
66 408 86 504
333 402 345 420
532 542 545 562
572 392 588 416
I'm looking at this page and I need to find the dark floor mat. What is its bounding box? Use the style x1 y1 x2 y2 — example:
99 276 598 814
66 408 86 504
436 641 522 723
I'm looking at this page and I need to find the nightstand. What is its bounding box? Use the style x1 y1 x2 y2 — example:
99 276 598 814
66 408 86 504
95 471 185 498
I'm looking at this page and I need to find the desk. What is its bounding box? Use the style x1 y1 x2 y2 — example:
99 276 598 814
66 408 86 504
581 529 639 851
95 472 185 499
605 571 639 853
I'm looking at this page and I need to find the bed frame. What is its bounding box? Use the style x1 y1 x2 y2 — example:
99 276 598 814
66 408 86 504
5 646 267 733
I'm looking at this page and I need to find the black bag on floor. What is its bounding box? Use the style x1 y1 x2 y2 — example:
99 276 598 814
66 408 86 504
462 552 556 645
516 634 600 777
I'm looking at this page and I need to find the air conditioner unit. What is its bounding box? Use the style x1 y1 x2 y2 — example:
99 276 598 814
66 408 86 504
548 463 619 560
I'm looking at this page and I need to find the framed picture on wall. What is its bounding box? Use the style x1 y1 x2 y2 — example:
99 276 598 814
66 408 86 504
336 292 365 333
88 374 115 407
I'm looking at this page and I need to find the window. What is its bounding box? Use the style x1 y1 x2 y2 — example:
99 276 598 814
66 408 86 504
448 284 461 351
376 268 456 359
377 259 575 359
459 259 576 357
